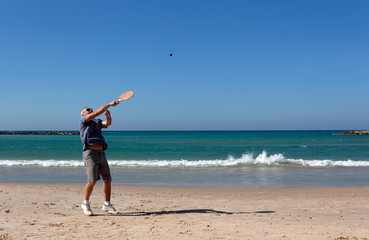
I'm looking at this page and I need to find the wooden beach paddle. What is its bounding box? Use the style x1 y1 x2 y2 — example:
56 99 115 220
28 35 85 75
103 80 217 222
118 91 135 102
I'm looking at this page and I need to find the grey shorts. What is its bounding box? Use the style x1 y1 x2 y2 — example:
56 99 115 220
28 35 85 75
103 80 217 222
83 149 112 182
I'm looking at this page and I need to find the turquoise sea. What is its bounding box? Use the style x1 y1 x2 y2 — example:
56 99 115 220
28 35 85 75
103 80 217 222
1 131 368 187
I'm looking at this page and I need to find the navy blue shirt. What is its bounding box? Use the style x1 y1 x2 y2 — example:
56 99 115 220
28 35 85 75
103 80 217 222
79 116 107 151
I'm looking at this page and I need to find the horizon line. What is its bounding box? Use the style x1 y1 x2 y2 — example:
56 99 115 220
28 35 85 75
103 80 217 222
0 129 365 132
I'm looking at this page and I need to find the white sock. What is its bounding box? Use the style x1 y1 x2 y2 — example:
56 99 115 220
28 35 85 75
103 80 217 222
104 201 111 206
83 200 90 205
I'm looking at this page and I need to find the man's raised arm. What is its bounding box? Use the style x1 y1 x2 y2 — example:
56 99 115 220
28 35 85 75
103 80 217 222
85 100 119 122
102 110 112 128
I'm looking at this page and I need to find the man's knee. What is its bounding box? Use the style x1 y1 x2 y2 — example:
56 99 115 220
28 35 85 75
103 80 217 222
87 181 96 186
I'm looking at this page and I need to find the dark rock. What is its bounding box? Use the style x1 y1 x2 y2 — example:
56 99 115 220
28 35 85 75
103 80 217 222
0 131 79 135
336 130 369 135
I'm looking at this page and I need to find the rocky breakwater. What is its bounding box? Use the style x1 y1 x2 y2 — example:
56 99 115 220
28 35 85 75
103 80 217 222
336 130 369 135
0 131 79 135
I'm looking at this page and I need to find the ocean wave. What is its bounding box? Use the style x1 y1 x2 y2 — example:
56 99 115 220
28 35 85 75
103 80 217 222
1 151 369 168
0 160 83 167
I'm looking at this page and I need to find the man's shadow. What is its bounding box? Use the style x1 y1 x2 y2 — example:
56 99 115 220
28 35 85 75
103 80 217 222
95 209 275 216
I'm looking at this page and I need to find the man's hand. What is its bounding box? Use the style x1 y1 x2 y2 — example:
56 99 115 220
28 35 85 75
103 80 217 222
110 100 120 107
105 110 111 117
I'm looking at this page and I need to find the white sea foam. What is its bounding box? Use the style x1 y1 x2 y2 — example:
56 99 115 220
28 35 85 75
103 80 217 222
0 160 84 167
1 151 369 168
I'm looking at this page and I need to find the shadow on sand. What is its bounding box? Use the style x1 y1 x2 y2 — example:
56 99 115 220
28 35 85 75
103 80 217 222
93 209 275 217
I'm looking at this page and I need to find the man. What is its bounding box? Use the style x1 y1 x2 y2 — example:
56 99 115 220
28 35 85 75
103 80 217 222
79 100 119 216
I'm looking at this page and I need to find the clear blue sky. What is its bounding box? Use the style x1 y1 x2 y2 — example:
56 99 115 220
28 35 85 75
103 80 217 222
1 0 368 130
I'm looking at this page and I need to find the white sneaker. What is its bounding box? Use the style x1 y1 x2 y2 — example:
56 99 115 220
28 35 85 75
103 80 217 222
81 203 93 216
101 203 119 214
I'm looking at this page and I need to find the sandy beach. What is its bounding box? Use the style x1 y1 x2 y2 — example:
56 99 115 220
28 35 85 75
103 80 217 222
0 184 368 240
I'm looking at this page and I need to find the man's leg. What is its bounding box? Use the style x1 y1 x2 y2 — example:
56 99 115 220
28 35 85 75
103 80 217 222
83 149 98 201
82 181 96 216
100 152 118 214
85 181 96 201
100 152 112 203
103 180 111 202
101 180 118 214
